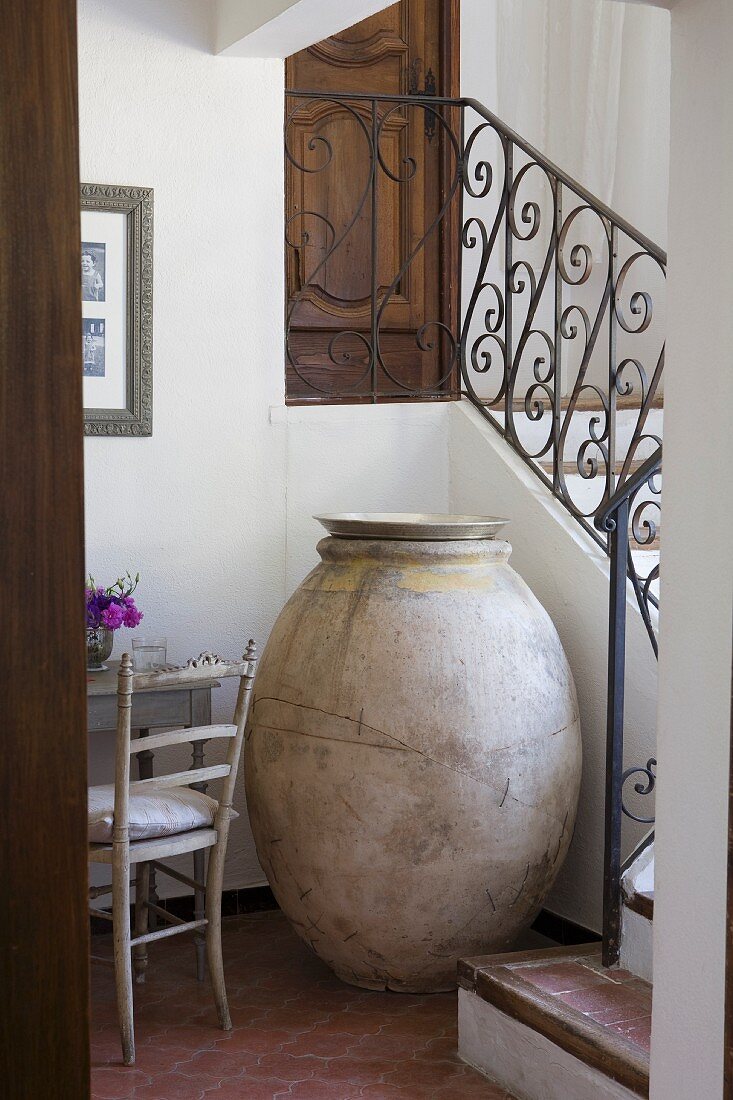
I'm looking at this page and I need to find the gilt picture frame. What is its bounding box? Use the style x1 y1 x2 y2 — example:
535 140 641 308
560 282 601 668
81 184 153 436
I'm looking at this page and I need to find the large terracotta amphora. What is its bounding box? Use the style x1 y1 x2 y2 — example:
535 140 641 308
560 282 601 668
245 514 581 991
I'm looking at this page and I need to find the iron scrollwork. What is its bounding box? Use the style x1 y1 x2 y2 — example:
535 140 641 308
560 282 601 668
622 759 657 824
285 92 461 400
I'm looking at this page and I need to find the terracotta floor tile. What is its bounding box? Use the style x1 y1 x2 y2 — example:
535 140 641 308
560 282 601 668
203 1078 292 1100
377 1012 448 1039
579 957 639 984
320 1054 394 1087
176 1047 261 1078
90 911 512 1099
303 1011 386 1037
433 1072 516 1099
356 1085 423 1098
346 1032 433 1060
558 979 652 1024
607 1016 652 1053
422 1035 464 1062
130 1071 222 1098
90 1067 152 1098
212 1025 294 1055
516 960 608 995
280 1031 359 1059
285 1079 362 1099
132 1044 208 1076
383 1056 468 1086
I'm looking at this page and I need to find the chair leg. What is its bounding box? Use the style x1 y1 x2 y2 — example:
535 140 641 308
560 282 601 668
193 849 206 982
205 838 231 1030
112 843 135 1065
133 861 150 984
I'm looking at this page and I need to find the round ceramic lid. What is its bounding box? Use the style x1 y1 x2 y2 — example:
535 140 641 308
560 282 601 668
314 512 509 541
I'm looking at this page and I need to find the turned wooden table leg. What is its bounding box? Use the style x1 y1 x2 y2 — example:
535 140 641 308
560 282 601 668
135 729 159 932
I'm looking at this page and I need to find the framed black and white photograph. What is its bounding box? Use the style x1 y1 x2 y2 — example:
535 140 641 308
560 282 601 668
81 243 105 301
82 318 105 376
81 184 153 435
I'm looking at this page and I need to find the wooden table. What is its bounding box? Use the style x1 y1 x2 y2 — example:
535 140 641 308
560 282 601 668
87 660 221 980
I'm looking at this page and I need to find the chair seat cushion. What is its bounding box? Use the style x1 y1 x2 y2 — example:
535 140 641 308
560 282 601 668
88 784 237 843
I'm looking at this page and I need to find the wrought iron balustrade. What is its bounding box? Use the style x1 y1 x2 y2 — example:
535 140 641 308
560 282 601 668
285 90 666 966
596 446 661 964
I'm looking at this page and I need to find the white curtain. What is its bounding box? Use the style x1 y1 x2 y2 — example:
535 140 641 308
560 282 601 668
475 0 670 245
496 0 625 206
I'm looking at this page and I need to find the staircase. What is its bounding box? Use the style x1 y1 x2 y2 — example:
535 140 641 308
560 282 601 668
285 88 665 1098
459 944 651 1099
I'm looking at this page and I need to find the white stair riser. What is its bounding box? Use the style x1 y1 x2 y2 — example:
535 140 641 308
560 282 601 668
458 991 641 1100
546 471 661 516
485 408 663 462
620 845 654 981
621 906 654 984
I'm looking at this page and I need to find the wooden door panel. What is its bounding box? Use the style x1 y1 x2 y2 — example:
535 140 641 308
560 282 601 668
286 1 459 401
289 103 420 326
293 6 411 92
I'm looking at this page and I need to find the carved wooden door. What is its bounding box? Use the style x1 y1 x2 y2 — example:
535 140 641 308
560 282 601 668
285 0 459 402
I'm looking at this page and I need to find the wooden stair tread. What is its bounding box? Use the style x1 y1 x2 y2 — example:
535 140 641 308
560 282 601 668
459 944 650 1097
624 888 654 922
538 458 654 476
477 394 664 413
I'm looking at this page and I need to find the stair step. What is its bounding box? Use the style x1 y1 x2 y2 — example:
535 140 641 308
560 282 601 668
538 459 653 477
556 394 663 412
459 944 650 1097
632 538 660 554
476 393 664 412
624 888 654 922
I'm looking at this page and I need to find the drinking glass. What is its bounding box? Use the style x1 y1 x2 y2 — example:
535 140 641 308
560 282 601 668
131 637 167 672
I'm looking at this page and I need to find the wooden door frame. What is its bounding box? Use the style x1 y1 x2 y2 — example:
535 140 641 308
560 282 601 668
440 0 461 100
0 1 90 1095
439 0 461 389
721 633 726 1095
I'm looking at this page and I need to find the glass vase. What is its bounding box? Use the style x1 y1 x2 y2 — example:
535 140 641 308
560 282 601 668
86 626 113 671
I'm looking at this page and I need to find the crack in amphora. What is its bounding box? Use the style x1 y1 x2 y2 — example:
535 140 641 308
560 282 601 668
252 694 571 829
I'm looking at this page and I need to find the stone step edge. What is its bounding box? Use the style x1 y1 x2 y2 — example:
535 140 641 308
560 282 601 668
623 887 654 922
478 394 664 413
538 459 656 477
458 944 649 1098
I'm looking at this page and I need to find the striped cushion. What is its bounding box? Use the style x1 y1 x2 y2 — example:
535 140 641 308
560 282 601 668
87 784 235 843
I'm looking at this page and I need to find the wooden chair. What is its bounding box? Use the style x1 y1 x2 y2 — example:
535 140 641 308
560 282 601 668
88 643 257 1065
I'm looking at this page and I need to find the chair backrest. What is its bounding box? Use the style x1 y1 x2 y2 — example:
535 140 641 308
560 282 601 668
111 643 257 844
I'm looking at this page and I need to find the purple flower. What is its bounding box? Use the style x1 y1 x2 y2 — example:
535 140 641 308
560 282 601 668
101 603 125 630
86 572 143 633
122 600 143 628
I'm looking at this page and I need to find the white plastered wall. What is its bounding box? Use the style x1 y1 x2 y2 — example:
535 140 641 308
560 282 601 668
649 0 733 1095
79 0 287 894
281 403 451 594
215 0 394 57
449 401 658 932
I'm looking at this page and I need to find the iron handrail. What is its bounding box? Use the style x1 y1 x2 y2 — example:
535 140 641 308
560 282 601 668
595 443 661 964
285 90 667 268
595 445 663 533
